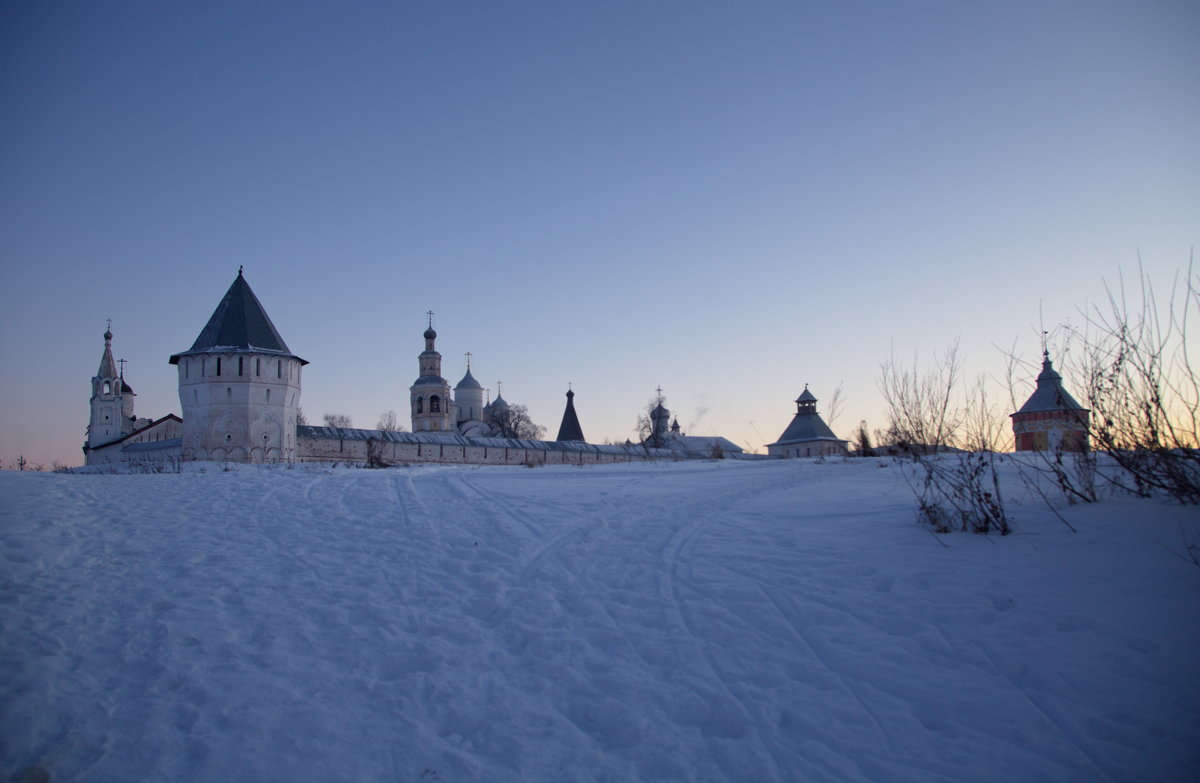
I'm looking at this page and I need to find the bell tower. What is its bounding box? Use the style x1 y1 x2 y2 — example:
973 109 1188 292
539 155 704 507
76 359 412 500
410 312 454 432
86 323 137 461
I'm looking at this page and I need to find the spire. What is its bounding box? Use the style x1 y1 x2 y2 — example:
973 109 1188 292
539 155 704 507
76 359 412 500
170 271 305 364
97 323 118 378
556 387 585 442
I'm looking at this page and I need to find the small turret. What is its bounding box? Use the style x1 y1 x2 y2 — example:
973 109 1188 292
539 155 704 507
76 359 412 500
555 387 586 442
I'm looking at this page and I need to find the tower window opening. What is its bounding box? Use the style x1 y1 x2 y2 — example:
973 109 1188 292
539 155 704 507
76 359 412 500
416 397 424 413
430 395 440 412
103 381 111 394
216 358 222 376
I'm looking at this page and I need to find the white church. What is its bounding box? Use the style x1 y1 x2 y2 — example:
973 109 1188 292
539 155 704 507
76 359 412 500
84 270 749 467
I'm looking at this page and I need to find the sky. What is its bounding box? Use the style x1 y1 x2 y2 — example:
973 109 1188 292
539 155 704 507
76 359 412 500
1 0 1197 467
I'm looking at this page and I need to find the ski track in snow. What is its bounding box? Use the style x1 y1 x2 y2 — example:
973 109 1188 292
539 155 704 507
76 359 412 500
1 459 1198 782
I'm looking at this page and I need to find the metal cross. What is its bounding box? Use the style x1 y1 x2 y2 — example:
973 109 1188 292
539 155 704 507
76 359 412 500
117 359 127 377
427 310 435 328
465 351 472 369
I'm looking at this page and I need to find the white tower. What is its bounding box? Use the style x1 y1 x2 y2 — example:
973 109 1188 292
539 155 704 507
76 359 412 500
410 314 453 432
85 323 137 463
169 269 306 462
454 353 487 434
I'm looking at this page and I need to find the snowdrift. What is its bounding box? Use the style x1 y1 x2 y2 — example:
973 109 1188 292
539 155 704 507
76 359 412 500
2 459 1197 782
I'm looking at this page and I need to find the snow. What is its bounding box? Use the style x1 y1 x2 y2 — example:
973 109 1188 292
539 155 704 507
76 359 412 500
2 458 1198 782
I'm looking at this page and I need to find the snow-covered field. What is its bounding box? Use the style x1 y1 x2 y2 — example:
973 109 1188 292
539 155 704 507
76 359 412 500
2 458 1197 782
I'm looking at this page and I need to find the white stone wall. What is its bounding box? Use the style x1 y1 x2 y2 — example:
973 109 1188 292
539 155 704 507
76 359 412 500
296 435 673 467
767 440 848 458
123 419 182 445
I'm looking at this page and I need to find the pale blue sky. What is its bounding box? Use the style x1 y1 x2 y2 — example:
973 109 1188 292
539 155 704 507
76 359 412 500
2 0 1196 467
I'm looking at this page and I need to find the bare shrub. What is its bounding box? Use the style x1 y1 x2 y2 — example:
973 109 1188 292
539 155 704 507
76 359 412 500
880 341 1012 535
1077 260 1200 503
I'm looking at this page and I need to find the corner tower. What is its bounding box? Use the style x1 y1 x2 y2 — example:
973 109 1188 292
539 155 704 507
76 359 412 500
766 386 848 458
410 314 453 432
169 269 306 462
1011 351 1090 452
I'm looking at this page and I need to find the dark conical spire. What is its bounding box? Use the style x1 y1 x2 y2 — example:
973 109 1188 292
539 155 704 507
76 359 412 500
97 323 118 379
555 387 585 442
170 271 306 364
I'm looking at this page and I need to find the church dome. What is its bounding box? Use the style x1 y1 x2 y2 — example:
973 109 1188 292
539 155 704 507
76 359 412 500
424 327 437 341
455 368 482 390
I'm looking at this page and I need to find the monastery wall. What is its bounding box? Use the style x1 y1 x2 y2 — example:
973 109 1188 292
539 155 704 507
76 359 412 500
296 427 677 466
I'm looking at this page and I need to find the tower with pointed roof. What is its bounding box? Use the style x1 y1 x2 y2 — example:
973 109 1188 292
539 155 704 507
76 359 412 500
555 388 585 442
85 324 140 461
766 386 848 457
410 315 453 432
1011 351 1089 452
169 269 307 462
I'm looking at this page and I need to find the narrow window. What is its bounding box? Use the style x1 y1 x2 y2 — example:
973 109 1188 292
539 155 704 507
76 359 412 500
238 357 243 376
266 388 271 403
226 387 232 402
216 358 222 376
185 361 189 379
256 358 261 376
277 360 281 379
202 358 206 377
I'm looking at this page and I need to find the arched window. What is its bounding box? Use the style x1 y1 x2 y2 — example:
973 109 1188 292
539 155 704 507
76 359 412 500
416 397 424 413
430 395 440 412
102 381 111 394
